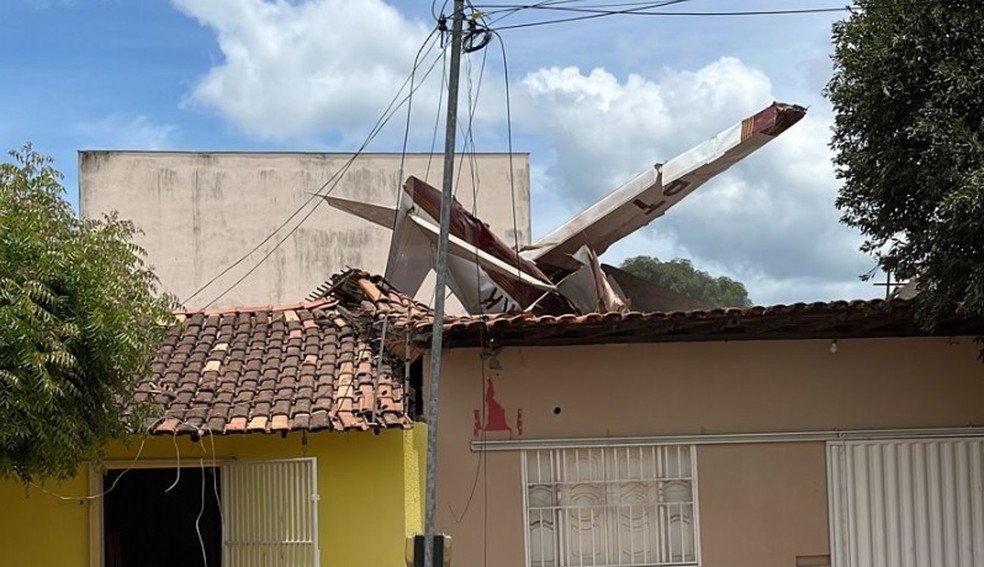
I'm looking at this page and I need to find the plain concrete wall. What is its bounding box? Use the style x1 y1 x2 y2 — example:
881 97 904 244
79 151 531 309
431 336 984 567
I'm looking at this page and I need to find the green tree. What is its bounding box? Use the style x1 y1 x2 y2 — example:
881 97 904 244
619 256 751 308
827 1 984 327
0 145 175 482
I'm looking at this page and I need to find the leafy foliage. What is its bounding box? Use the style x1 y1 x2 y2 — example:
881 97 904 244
827 1 984 327
0 145 176 482
619 256 751 308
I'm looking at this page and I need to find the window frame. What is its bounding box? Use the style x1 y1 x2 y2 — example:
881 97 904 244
88 457 320 567
88 459 226 567
520 444 702 567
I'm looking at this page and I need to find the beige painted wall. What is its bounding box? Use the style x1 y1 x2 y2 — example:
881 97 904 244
432 336 984 567
79 151 530 309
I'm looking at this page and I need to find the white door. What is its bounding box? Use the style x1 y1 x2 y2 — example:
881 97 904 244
222 458 320 567
827 438 984 567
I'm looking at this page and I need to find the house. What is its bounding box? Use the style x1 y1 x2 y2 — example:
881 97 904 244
4 267 984 567
423 298 984 567
78 151 531 310
0 270 429 567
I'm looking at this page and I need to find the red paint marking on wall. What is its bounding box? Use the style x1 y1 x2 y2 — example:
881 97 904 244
483 377 512 433
473 376 523 436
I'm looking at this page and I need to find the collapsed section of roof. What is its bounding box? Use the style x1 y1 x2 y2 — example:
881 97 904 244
136 270 424 436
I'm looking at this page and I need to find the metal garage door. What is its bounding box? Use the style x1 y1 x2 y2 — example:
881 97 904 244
827 439 984 567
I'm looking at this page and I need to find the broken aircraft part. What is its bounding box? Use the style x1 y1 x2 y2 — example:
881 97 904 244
320 101 807 315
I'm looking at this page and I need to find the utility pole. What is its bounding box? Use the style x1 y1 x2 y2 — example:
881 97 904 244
424 2 464 567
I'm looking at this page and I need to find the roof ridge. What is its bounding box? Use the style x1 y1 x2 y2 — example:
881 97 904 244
174 297 335 316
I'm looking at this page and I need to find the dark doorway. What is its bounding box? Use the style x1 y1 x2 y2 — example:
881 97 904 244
103 467 222 567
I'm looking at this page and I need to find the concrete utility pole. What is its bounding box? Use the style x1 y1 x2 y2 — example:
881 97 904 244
424 2 464 567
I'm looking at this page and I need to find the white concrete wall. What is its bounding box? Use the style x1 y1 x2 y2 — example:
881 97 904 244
79 151 530 309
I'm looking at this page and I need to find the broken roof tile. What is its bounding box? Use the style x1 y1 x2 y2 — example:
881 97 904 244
129 270 416 437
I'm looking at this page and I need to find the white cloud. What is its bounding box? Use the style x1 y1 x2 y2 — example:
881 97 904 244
172 0 436 141
162 0 875 304
76 114 178 149
519 57 876 304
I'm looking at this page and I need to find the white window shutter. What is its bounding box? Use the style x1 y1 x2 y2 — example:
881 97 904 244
828 439 984 567
222 458 320 567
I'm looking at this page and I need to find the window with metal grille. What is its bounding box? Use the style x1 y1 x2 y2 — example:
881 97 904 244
222 458 320 567
523 445 699 567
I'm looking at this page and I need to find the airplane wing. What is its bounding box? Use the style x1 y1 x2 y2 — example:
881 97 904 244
406 213 556 291
526 102 807 272
319 195 397 229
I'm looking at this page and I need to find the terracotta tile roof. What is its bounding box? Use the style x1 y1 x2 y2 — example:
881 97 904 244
135 270 422 436
424 298 984 347
134 267 984 435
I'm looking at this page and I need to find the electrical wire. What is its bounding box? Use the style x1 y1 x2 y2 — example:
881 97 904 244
452 44 489 201
489 4 861 30
207 429 224 548
196 456 208 567
182 27 441 307
388 25 431 274
478 0 697 13
492 30 523 272
481 0 617 26
425 43 450 183
196 42 448 310
165 429 181 492
29 436 149 502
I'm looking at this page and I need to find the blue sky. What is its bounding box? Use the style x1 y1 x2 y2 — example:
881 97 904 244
0 0 881 304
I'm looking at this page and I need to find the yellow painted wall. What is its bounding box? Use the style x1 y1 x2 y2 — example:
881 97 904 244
0 426 424 567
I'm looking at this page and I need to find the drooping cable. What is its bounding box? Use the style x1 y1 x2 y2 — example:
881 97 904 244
165 429 181 492
493 30 523 275
196 455 208 567
30 436 148 502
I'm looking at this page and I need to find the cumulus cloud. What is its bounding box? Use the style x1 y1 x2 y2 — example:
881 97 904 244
172 0 435 141
162 0 875 303
519 57 875 303
76 114 178 149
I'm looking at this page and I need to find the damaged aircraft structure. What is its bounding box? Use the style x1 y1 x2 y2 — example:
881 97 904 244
322 102 806 315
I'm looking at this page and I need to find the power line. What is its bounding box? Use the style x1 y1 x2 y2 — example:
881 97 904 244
482 0 690 25
182 28 441 307
200 49 447 311
425 47 450 182
490 3 852 30
480 0 690 16
188 34 446 309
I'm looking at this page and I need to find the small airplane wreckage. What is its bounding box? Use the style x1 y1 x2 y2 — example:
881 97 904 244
324 102 806 315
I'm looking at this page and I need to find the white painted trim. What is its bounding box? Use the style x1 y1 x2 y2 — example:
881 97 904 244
88 464 101 567
520 451 531 567
470 426 984 452
310 456 321 567
690 446 702 567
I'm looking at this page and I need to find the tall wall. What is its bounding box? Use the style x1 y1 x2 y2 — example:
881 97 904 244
431 336 984 567
0 427 424 567
79 151 531 309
